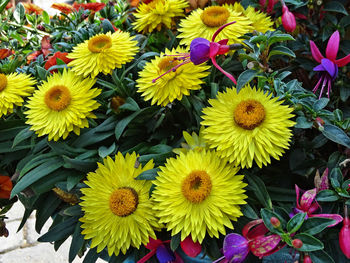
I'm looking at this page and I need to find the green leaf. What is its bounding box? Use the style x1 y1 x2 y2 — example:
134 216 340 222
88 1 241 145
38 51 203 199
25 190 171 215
42 10 50 24
329 167 343 189
236 70 258 93
135 168 160 180
322 124 350 148
69 223 85 263
38 216 77 242
35 193 61 233
287 213 306 233
83 248 99 263
324 1 348 15
241 204 258 219
269 46 295 58
309 250 335 263
299 217 336 235
62 156 97 172
11 157 64 198
36 65 48 80
294 233 324 252
268 33 295 46
313 98 329 111
317 190 339 202
98 143 116 158
295 116 313 129
12 127 34 148
0 0 10 13
250 35 267 44
170 233 181 251
118 97 140 112
246 174 272 209
261 208 285 234
115 107 154 140
101 19 115 33
14 3 25 23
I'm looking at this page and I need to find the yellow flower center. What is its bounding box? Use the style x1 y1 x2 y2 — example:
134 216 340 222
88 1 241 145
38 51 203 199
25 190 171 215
44 85 71 111
158 56 180 72
234 99 265 130
88 35 112 53
109 187 139 217
182 170 212 203
201 6 230 27
0 74 8 92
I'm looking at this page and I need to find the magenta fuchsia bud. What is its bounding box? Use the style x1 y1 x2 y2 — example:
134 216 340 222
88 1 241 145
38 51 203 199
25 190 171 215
340 217 350 259
281 5 296 33
180 236 202 258
303 255 312 263
292 239 303 249
270 217 281 228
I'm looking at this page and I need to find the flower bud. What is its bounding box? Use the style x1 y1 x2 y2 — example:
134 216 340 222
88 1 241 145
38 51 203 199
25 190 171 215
110 96 125 112
339 217 350 259
292 239 303 249
270 217 281 228
36 24 45 31
281 6 296 33
303 255 312 263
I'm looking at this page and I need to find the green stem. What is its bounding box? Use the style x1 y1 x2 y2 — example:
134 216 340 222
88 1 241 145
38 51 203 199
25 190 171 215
6 21 50 36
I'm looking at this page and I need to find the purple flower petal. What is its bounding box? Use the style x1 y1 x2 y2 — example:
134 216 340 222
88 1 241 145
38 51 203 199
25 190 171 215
326 30 340 61
190 38 210 65
313 64 325 72
223 233 249 263
321 58 337 78
156 244 176 263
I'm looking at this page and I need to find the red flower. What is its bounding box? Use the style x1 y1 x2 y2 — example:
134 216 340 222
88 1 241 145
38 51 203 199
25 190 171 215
23 3 43 15
0 176 12 199
73 2 106 13
44 52 73 73
0 49 14 59
51 3 74 14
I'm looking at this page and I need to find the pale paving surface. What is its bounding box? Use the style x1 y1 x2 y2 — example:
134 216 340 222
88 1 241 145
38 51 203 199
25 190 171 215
0 202 104 263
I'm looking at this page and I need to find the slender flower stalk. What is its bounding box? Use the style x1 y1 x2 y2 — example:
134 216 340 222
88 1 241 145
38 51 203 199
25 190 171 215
152 22 238 84
310 31 350 98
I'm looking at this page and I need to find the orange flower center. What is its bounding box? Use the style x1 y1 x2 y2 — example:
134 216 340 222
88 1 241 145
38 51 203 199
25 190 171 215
201 6 230 27
182 170 212 203
158 56 180 72
0 74 8 92
109 187 139 217
88 35 112 53
44 85 71 111
234 99 265 130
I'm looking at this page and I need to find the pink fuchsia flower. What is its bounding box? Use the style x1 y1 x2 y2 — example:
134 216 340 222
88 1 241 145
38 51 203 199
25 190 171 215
213 219 286 263
152 22 237 84
310 31 350 98
292 185 343 226
281 5 296 32
339 216 350 259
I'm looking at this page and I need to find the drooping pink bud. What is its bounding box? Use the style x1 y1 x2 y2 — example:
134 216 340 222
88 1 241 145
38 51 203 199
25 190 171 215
339 217 350 259
292 239 303 249
180 236 202 258
303 255 312 263
281 5 296 33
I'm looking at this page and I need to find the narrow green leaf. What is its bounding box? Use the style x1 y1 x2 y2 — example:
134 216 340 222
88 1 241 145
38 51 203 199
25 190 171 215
322 124 350 148
35 193 61 233
236 69 258 93
98 143 116 158
38 216 77 242
12 127 34 148
309 250 335 263
268 33 295 46
69 223 85 263
135 168 160 180
11 157 64 197
101 19 115 33
170 233 181 251
0 0 10 13
246 174 272 209
287 213 306 233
